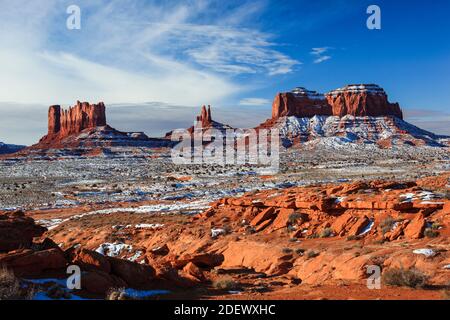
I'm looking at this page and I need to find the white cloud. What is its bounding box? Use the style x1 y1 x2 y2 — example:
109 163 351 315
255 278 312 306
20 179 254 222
0 0 300 107
239 98 271 106
313 55 332 64
311 47 332 64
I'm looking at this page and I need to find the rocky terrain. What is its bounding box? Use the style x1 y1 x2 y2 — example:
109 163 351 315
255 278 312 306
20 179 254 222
0 173 448 300
260 84 449 148
0 84 448 300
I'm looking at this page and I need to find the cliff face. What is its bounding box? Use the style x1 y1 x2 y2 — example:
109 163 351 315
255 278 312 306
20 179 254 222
195 105 213 128
45 101 107 141
272 88 332 118
325 85 403 119
271 84 403 120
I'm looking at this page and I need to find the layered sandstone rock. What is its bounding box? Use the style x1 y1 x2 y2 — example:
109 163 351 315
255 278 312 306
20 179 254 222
196 105 213 128
44 101 107 141
272 88 331 118
0 210 46 252
271 84 403 120
326 84 403 119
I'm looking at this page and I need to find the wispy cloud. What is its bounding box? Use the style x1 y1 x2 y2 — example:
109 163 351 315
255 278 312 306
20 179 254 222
0 0 300 106
239 98 271 106
311 47 332 64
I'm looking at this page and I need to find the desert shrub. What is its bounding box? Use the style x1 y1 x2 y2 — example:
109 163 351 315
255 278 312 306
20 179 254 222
380 216 396 235
442 287 450 300
346 235 359 241
288 213 303 225
424 228 439 238
0 265 33 300
281 248 293 254
106 288 128 300
306 250 320 259
430 223 441 230
213 276 239 291
382 268 428 288
295 248 306 255
320 228 334 238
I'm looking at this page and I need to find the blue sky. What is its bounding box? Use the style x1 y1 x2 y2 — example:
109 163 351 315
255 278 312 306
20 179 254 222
0 0 449 144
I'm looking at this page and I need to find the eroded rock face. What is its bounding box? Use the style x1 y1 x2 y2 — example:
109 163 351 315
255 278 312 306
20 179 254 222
0 210 46 252
44 101 107 142
196 105 213 128
272 88 331 118
326 84 403 119
271 84 403 120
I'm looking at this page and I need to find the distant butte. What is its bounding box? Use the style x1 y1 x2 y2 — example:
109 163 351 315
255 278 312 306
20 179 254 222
271 84 403 119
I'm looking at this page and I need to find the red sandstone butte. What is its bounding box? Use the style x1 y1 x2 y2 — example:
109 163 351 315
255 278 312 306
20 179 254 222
271 84 403 120
43 101 107 142
195 105 213 128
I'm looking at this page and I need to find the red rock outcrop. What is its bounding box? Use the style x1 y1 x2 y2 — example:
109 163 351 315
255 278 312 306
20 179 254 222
271 84 403 120
196 105 213 128
0 210 46 252
272 88 331 118
43 101 106 142
326 84 403 119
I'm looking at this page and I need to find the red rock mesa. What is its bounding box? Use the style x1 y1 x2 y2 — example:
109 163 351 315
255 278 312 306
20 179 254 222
272 84 403 119
44 101 107 142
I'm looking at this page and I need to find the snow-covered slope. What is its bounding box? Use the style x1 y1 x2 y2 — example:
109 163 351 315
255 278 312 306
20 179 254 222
274 115 449 148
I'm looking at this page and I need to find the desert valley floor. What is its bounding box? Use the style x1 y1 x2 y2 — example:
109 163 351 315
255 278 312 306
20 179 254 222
1 144 449 300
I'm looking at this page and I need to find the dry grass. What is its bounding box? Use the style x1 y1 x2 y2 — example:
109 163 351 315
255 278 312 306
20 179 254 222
0 265 33 300
382 267 428 289
213 276 239 291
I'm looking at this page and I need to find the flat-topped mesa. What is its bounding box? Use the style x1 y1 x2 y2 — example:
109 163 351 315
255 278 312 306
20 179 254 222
45 101 107 141
195 105 213 128
272 87 331 118
325 84 403 119
271 84 403 120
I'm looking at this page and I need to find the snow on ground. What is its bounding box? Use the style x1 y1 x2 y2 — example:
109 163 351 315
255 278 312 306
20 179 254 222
134 223 164 229
412 248 436 257
37 218 64 230
358 220 374 236
211 228 226 238
96 243 133 257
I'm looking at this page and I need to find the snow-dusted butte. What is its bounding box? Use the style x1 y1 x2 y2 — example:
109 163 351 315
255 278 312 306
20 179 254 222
274 115 449 148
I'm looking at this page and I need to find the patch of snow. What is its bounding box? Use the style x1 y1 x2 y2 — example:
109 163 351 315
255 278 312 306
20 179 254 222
134 223 164 229
128 251 143 262
95 242 133 257
358 220 374 236
211 228 226 238
413 248 436 257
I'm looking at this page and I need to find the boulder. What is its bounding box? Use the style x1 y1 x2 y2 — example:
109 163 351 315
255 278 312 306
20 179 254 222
347 215 371 237
182 262 205 282
81 270 126 295
71 248 111 273
268 208 295 232
404 214 426 239
0 248 67 276
0 210 47 252
331 212 355 235
250 207 276 227
108 257 156 288
175 253 224 269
